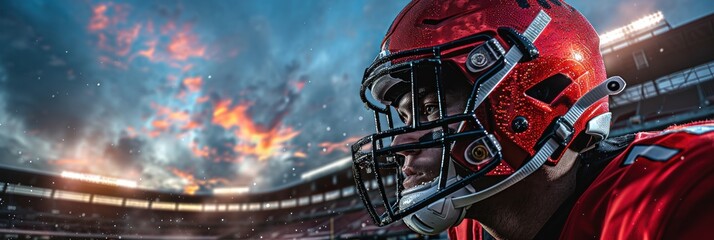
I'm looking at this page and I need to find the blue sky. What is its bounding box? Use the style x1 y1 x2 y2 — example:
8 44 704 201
0 0 711 193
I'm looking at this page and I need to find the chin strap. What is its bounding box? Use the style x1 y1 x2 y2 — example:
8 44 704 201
452 76 626 208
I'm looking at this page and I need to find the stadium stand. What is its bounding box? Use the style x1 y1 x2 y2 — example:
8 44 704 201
0 163 425 239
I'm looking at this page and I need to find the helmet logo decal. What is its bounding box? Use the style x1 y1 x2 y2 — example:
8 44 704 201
471 53 487 67
465 39 505 73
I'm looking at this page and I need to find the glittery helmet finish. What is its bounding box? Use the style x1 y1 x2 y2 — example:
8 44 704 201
351 0 610 232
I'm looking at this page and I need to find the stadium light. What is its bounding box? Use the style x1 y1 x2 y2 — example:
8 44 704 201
213 187 250 195
301 157 352 180
60 171 138 188
599 11 664 47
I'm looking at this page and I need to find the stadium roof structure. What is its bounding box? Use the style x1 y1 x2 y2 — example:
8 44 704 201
603 12 714 136
602 13 714 87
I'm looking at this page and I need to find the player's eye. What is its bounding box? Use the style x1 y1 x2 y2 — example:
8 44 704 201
421 104 438 117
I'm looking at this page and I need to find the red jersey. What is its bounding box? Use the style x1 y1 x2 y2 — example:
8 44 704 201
449 121 714 239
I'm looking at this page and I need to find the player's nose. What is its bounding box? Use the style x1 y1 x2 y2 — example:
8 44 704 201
391 131 423 157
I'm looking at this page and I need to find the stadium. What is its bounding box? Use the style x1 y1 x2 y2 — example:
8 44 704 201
1 3 713 240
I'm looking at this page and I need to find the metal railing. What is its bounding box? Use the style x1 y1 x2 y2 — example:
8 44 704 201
611 60 714 108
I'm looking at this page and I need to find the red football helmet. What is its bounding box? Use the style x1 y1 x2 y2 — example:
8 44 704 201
351 0 625 234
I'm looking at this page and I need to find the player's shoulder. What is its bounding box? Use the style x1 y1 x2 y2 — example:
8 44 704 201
631 120 714 148
612 119 714 178
622 120 714 166
561 120 714 239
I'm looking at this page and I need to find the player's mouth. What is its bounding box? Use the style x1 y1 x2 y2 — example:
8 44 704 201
402 170 436 189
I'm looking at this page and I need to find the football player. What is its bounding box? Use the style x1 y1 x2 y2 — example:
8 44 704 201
350 0 714 239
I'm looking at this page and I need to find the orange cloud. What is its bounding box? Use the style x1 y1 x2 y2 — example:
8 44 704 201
151 120 170 130
170 168 230 195
115 24 141 56
212 99 249 129
294 151 307 158
152 104 190 121
88 4 110 31
147 104 197 136
188 142 211 158
87 2 207 74
138 40 157 61
182 121 202 131
319 136 362 155
147 130 161 138
168 32 206 61
88 3 138 57
197 96 210 103
212 99 301 161
183 76 202 92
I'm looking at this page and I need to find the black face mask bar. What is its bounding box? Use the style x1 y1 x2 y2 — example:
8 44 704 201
351 32 514 226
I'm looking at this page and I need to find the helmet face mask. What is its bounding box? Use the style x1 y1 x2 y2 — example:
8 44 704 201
351 32 508 227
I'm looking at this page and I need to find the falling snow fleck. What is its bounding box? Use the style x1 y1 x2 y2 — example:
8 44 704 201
358 116 364 121
326 126 331 131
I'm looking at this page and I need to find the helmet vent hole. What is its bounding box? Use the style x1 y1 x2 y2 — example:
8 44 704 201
422 19 443 26
525 74 572 104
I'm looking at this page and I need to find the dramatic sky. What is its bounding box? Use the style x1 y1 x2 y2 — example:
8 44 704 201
0 0 712 194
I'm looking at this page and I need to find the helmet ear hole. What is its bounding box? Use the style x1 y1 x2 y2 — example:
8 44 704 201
525 73 572 104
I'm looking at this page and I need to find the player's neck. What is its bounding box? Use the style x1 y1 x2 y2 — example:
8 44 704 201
466 149 580 239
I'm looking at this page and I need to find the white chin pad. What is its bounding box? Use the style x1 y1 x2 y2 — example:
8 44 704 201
400 176 470 235
400 162 471 235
